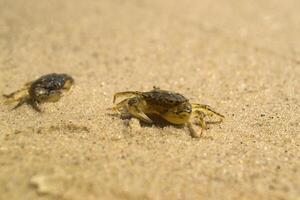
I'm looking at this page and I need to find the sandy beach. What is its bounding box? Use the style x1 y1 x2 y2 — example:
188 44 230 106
0 0 299 199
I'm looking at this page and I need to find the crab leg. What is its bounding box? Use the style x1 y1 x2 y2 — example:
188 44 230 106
3 87 29 102
113 97 153 124
187 122 203 138
113 91 142 104
192 103 224 119
3 81 32 97
187 110 207 138
27 99 41 112
12 96 28 110
127 105 153 124
189 104 224 137
112 98 130 112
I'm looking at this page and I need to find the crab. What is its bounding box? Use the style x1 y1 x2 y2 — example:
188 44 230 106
3 73 74 112
112 87 224 137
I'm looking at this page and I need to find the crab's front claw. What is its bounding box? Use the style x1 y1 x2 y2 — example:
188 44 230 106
187 122 203 138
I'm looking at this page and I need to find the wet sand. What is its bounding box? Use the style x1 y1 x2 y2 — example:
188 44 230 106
0 0 299 199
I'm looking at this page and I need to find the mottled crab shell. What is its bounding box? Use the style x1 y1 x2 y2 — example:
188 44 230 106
29 73 74 99
142 89 189 108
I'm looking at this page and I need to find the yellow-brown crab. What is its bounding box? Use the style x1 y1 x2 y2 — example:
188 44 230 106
3 73 74 112
112 87 224 137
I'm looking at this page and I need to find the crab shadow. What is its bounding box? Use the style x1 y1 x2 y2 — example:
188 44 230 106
107 113 184 130
107 112 217 140
140 114 185 130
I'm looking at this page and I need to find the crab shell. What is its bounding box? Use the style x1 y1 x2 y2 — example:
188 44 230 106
29 73 74 103
140 89 192 124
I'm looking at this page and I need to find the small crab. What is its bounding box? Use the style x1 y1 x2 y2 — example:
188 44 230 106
3 73 74 112
112 87 224 137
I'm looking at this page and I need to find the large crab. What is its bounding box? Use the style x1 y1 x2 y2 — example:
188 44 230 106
112 87 224 137
3 73 74 112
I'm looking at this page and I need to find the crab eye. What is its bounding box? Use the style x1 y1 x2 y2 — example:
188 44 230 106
128 98 138 105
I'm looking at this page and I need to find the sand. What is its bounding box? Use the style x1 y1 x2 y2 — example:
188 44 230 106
0 0 299 199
